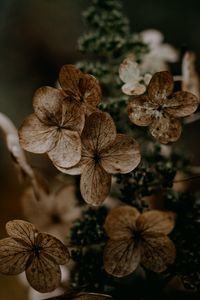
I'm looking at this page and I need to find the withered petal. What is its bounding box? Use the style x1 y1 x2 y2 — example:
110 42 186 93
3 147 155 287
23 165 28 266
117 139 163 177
19 114 58 153
36 233 70 265
136 210 175 235
122 82 146 96
141 234 176 273
61 98 85 134
33 87 64 125
59 64 82 96
104 206 140 240
81 112 116 152
26 254 61 293
104 239 140 277
101 134 141 174
6 220 37 245
79 74 101 112
80 161 111 206
149 114 182 144
48 130 81 168
148 71 174 104
164 91 199 117
0 237 30 275
128 96 156 126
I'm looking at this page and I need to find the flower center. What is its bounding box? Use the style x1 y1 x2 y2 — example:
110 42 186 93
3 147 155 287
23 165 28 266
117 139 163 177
93 152 101 163
32 244 42 257
51 213 62 224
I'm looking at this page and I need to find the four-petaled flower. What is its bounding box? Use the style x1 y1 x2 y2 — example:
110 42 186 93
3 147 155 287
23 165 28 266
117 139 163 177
0 220 69 292
128 71 199 144
119 55 152 96
19 86 85 168
103 206 176 277
56 111 141 206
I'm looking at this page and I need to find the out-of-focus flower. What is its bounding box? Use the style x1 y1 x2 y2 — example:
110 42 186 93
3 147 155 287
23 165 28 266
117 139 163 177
103 206 176 277
119 55 151 96
128 71 199 144
0 112 48 200
182 51 200 98
58 64 101 115
140 29 179 73
19 85 85 169
56 111 141 206
21 184 82 242
0 220 69 293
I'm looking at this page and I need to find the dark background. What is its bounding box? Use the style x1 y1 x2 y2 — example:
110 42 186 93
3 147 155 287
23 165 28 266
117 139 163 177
0 0 200 299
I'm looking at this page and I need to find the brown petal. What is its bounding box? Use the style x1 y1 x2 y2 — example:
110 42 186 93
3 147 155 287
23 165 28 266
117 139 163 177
79 74 101 113
104 206 140 240
33 87 64 125
59 64 82 96
0 237 30 275
19 114 58 153
164 91 199 117
148 71 174 105
61 98 85 134
36 233 70 265
6 220 37 245
26 254 61 293
149 114 182 144
141 234 176 272
48 130 81 168
101 134 141 174
80 161 111 206
103 239 140 277
128 96 156 126
136 210 175 235
81 112 116 152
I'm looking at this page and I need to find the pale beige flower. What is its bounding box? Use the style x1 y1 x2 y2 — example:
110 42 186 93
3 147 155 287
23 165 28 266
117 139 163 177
21 184 82 242
119 55 151 96
55 111 141 206
58 64 101 115
128 71 199 144
0 220 69 293
19 85 85 168
182 51 200 98
103 206 176 277
140 29 179 73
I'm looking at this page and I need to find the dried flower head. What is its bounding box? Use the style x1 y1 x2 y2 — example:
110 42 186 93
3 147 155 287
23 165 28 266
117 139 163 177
59 64 101 115
119 55 151 96
103 206 176 277
0 220 69 292
21 184 82 242
19 85 85 168
140 29 179 73
56 111 141 206
128 71 199 144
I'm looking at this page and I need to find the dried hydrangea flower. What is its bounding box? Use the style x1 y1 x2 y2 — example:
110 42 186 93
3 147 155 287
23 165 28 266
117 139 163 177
21 184 82 242
119 55 152 96
128 71 199 144
19 86 85 168
0 220 69 293
140 29 179 73
59 64 101 115
182 51 200 98
103 206 176 277
56 111 141 206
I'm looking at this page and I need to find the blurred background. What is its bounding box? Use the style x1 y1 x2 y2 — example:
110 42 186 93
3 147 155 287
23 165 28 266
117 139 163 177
0 0 200 299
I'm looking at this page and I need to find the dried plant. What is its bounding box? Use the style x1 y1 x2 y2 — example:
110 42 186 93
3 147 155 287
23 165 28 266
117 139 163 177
0 0 200 299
